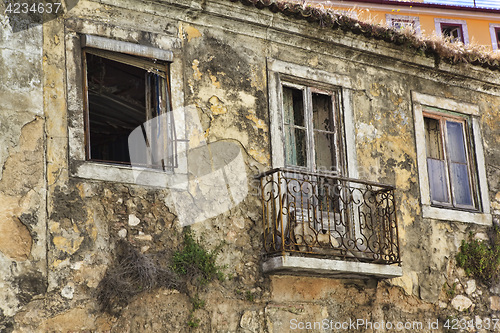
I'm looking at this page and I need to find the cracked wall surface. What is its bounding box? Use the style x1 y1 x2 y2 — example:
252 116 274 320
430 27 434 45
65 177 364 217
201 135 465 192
0 6 46 331
2 0 500 332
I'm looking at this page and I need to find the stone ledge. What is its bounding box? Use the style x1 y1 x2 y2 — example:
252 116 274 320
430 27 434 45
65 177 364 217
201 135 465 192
262 256 403 279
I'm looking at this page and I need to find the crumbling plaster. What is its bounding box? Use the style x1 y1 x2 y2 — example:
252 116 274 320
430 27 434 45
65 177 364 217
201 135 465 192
0 6 47 328
1 0 500 331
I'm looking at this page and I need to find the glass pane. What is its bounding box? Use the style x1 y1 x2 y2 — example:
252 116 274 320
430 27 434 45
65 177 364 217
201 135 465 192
312 93 333 131
282 86 304 126
450 163 473 206
446 121 467 164
285 126 306 167
424 117 443 160
314 132 336 172
427 158 449 203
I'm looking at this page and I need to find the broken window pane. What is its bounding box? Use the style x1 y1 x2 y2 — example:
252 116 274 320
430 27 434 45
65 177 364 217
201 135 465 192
85 51 175 169
281 84 338 172
312 92 336 172
285 127 307 167
314 132 336 172
283 86 306 167
424 117 443 160
87 54 147 163
283 87 304 127
312 93 333 131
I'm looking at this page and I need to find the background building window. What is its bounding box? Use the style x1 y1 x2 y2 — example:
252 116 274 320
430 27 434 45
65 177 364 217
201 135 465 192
83 49 176 170
441 23 464 43
435 19 469 44
490 24 500 51
423 111 476 210
386 15 421 34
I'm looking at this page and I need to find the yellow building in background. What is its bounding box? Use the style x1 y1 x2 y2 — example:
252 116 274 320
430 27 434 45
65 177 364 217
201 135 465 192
311 0 500 51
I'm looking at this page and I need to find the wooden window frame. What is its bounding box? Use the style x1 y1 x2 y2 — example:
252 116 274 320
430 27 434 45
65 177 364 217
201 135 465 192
423 109 478 211
279 78 343 176
82 48 177 170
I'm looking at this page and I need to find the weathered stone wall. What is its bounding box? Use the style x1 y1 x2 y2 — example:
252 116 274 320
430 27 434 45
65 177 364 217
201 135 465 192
0 6 47 332
2 0 500 332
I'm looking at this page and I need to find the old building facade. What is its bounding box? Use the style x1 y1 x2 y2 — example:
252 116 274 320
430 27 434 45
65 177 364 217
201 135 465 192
1 0 500 331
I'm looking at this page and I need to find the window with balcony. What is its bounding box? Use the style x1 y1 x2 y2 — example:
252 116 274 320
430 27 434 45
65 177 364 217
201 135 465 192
261 59 402 278
282 83 340 173
435 19 469 44
413 92 491 225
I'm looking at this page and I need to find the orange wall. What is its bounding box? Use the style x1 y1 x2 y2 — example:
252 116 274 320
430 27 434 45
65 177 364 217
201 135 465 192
326 5 500 50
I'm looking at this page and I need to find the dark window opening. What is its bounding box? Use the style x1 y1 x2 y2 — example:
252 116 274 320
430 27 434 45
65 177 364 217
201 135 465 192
496 28 500 48
441 24 464 43
84 50 176 169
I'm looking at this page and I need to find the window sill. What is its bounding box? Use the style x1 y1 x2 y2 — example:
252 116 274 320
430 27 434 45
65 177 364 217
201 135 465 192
422 204 492 225
71 160 187 189
262 256 402 279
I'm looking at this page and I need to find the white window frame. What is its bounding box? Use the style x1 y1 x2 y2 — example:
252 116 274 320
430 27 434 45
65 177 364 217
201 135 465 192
489 23 500 51
66 33 187 187
386 14 421 35
267 58 358 179
412 92 491 225
434 18 469 44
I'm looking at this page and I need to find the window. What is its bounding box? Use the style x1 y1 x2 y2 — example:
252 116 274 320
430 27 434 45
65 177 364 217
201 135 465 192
497 28 500 48
441 24 463 43
489 24 500 51
386 15 421 34
412 92 491 225
435 19 469 44
423 111 476 210
83 48 177 170
281 83 340 174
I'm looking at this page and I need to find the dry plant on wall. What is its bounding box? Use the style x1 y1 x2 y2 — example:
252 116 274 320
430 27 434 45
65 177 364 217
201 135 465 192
269 0 500 67
97 226 226 329
96 240 181 315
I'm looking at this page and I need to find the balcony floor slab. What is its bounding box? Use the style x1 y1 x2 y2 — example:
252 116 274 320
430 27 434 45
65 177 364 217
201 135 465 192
262 255 403 279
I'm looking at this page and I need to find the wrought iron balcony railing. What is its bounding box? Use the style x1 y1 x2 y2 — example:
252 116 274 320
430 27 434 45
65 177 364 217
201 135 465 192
257 168 400 265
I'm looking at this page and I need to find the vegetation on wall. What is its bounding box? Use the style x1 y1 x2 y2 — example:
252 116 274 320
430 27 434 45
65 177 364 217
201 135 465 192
171 227 225 286
233 0 500 70
456 227 500 284
97 226 225 320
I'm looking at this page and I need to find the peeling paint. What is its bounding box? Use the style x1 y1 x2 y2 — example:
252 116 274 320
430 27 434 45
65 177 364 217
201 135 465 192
182 24 202 42
192 59 202 80
209 95 227 115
